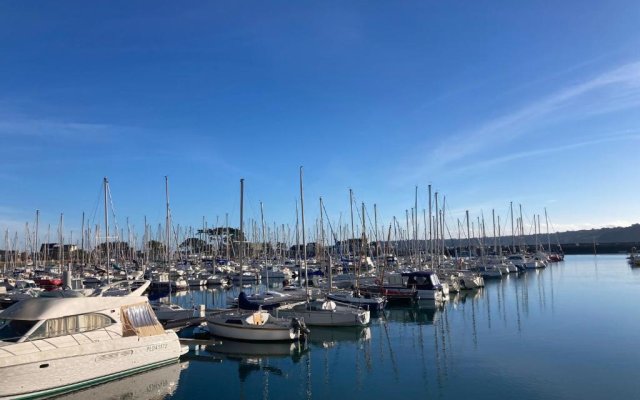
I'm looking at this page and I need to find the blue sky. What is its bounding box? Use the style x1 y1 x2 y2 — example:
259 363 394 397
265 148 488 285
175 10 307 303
1 1 639 245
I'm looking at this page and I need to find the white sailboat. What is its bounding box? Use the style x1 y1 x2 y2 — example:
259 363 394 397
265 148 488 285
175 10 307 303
204 178 309 342
282 168 371 327
205 309 308 341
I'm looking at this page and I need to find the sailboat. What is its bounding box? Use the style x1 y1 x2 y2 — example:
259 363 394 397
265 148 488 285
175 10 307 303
204 179 309 341
279 168 371 327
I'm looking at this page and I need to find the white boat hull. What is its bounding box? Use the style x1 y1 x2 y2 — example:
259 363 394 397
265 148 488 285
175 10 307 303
0 332 183 399
205 312 300 341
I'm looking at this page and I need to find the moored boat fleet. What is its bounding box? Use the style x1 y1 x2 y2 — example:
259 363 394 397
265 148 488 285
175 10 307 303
0 175 573 398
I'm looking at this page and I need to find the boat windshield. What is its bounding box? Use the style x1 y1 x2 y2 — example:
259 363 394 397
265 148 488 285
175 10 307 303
0 319 38 342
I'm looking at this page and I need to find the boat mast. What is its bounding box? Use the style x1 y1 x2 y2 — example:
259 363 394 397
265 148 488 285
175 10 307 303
359 201 366 291
492 209 497 254
441 196 446 265
428 184 432 264
510 201 515 254
104 177 110 283
349 188 355 268
518 204 524 253
545 208 551 253
320 197 330 290
165 176 171 266
80 211 84 275
433 192 440 266
34 209 39 268
225 213 229 261
260 201 268 287
239 178 244 289
299 167 307 296
466 210 471 259
59 213 64 269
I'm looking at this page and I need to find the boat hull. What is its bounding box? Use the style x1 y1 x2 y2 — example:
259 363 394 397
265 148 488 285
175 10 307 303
0 332 183 399
206 317 298 341
284 305 371 327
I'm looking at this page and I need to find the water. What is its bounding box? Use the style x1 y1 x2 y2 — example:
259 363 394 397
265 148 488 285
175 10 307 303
82 255 640 400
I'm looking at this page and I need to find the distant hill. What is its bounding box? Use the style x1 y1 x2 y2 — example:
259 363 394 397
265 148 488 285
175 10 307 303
530 223 640 245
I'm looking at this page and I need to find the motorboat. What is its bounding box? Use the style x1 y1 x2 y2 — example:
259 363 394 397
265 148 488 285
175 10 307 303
151 302 195 322
0 293 186 399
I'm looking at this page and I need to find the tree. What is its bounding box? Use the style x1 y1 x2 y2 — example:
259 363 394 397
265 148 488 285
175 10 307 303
146 240 166 261
197 227 247 257
179 237 208 253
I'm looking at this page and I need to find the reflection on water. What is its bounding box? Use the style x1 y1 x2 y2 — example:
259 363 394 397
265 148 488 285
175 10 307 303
53 361 188 400
190 339 307 383
308 326 371 348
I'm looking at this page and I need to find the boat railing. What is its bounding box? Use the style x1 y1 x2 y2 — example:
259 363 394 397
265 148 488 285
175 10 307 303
19 327 122 351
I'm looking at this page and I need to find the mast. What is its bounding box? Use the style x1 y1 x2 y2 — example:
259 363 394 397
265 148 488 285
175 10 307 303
545 208 551 253
34 210 40 268
359 201 366 291
104 177 110 283
225 213 230 261
349 188 355 263
165 176 171 265
414 185 418 258
466 210 471 259
510 201 515 254
518 204 524 253
434 192 439 265
492 209 497 254
441 196 446 263
59 213 64 268
299 167 307 296
428 185 432 262
239 178 244 289
80 211 84 274
320 197 330 290
498 215 502 256
295 200 300 283
260 201 268 287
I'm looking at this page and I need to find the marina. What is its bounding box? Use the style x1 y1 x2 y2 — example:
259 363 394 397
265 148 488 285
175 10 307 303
119 254 640 399
2 2 640 399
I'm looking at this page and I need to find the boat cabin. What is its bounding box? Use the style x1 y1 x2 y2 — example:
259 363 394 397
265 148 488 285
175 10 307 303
0 296 165 344
399 271 443 290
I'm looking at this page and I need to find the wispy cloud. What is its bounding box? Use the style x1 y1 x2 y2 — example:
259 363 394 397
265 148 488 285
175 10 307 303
451 130 640 174
0 118 124 140
401 60 640 182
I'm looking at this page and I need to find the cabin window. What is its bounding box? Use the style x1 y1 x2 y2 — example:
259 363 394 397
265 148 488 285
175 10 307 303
0 319 38 342
28 313 114 340
121 302 165 337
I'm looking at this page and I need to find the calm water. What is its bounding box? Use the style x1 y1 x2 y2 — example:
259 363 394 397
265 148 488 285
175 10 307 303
66 255 640 400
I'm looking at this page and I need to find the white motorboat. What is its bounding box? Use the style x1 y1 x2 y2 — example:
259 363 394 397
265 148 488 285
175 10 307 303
0 294 186 399
205 309 308 341
151 302 195 322
206 275 230 286
456 270 485 289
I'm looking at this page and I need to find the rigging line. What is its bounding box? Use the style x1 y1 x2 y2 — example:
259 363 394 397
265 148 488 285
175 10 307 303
88 181 104 226
320 200 339 244
107 184 121 239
